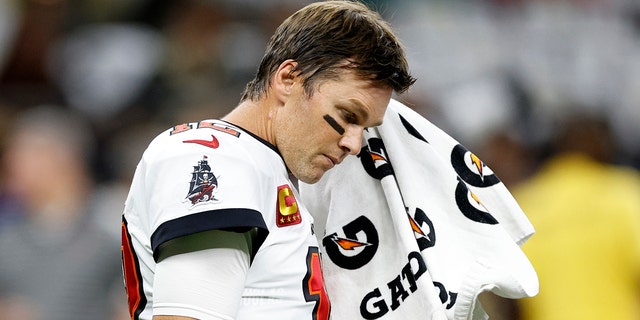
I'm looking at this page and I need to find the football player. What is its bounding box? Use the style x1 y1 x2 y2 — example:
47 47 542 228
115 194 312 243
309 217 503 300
121 1 415 319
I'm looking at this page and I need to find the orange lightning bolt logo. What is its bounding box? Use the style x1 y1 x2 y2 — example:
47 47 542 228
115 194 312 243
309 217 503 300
470 153 484 180
332 236 370 250
470 190 490 212
407 213 425 236
370 152 386 162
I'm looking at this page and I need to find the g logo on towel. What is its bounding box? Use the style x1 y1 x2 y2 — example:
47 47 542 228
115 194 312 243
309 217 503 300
454 177 499 225
323 216 379 270
359 137 394 180
451 144 500 188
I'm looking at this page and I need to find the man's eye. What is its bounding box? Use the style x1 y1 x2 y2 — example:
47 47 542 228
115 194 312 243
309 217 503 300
341 110 358 124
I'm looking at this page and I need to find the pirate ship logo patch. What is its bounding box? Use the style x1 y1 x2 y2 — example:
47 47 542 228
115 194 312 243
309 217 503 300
185 155 220 205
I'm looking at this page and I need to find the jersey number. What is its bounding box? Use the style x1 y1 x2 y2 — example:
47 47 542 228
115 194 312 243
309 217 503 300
303 247 331 320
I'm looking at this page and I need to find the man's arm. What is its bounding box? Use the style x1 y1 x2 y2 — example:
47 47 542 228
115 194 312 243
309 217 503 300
152 229 253 319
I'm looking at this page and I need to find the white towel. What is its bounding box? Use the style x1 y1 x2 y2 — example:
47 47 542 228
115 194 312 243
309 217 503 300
299 99 538 320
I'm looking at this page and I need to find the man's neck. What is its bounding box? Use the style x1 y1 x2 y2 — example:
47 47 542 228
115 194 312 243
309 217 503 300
222 99 276 146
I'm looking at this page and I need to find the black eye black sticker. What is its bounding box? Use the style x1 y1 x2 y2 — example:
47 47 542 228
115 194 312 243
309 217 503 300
323 114 345 135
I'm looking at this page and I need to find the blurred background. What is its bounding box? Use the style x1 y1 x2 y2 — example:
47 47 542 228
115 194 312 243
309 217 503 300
0 0 639 319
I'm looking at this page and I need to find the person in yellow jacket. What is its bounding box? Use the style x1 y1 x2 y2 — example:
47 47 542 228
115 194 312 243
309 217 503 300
513 114 640 320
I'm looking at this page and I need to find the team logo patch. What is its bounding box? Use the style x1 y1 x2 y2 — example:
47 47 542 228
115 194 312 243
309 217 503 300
276 184 301 227
185 156 220 205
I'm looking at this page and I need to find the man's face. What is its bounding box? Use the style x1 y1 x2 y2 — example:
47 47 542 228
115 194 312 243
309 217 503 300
274 69 392 184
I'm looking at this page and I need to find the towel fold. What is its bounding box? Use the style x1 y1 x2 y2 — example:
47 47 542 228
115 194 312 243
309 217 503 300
299 99 538 320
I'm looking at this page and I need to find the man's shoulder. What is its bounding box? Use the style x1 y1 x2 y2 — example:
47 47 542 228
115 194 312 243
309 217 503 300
141 120 254 162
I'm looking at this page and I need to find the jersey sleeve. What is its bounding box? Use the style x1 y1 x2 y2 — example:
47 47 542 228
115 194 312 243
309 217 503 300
152 230 251 319
137 132 270 262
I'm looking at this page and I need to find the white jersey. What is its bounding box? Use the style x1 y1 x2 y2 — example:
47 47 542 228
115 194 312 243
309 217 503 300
121 120 330 320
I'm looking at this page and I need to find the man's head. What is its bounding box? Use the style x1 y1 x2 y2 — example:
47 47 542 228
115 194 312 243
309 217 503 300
241 0 415 102
234 1 414 184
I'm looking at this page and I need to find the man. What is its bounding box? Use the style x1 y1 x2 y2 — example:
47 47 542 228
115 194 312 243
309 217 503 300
121 1 415 319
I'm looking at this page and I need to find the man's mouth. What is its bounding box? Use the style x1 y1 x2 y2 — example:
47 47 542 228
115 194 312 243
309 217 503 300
325 155 339 168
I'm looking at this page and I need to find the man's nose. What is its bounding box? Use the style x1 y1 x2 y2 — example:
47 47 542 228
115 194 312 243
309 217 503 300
338 125 363 156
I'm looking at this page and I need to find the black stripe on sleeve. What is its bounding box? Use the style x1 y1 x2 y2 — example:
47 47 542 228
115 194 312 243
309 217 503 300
150 208 268 262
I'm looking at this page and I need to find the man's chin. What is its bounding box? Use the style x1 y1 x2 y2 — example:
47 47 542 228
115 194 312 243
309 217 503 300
294 170 325 185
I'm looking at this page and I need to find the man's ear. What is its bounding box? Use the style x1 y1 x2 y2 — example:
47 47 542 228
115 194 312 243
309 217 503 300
272 60 298 103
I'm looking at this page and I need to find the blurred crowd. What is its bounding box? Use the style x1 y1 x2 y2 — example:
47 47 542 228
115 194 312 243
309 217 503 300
0 0 639 319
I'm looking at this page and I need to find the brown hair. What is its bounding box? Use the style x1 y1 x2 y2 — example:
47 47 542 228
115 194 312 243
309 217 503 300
240 0 415 101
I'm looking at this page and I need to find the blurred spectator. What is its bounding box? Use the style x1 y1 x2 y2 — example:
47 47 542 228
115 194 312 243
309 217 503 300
0 106 127 320
485 109 640 319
